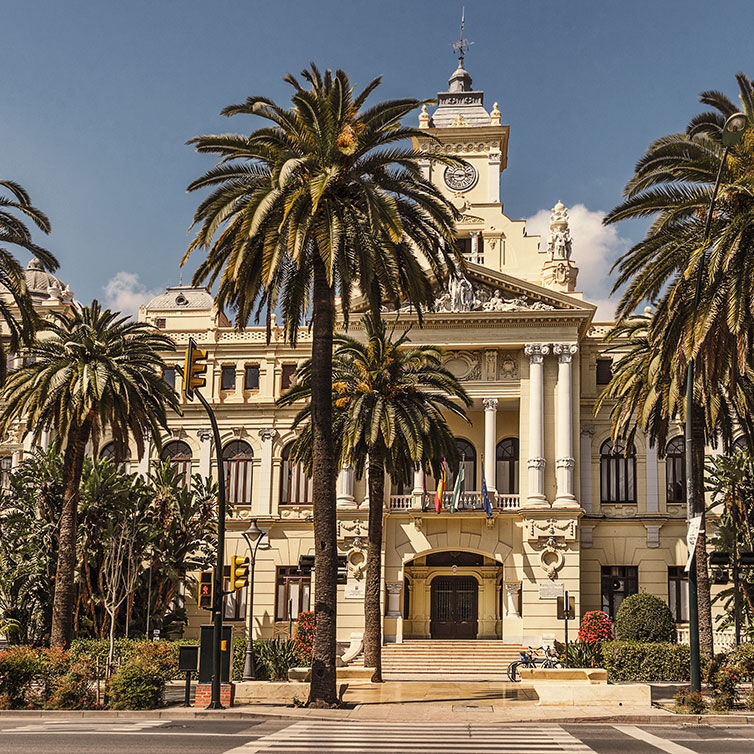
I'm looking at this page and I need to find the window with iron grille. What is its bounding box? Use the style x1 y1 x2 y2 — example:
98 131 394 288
244 364 260 390
275 566 311 621
600 439 636 504
668 566 689 623
223 440 254 505
601 565 638 619
665 436 686 504
220 365 236 391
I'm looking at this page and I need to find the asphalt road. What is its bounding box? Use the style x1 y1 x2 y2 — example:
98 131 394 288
3 716 754 753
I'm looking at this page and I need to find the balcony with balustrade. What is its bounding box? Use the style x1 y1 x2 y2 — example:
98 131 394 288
388 489 520 512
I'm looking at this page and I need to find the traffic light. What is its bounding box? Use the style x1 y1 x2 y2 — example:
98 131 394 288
337 555 347 585
198 571 213 609
183 337 208 401
297 553 347 583
230 555 250 591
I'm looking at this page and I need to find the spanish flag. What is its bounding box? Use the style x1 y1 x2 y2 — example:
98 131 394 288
434 462 447 513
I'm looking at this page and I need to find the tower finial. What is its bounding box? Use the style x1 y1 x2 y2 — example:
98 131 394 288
451 7 473 66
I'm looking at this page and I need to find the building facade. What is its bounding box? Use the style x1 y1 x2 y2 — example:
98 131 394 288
1 61 722 652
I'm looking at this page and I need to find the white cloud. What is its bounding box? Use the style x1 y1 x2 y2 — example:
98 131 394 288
102 272 161 318
525 204 632 320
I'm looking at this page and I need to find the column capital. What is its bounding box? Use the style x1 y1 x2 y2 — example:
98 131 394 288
528 457 546 470
258 428 277 442
483 397 499 411
524 343 550 362
470 229 481 237
552 342 579 363
580 423 596 438
197 430 213 443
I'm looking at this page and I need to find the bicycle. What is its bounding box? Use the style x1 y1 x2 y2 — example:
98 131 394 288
506 645 563 681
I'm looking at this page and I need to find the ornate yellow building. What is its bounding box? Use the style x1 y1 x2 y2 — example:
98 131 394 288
2 60 727 666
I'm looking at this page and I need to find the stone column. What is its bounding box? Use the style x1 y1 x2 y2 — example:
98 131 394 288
580 424 595 513
11 449 21 470
524 344 549 507
483 398 498 495
412 464 424 509
198 430 213 479
40 428 50 452
336 464 355 508
505 582 522 617
386 582 402 618
645 434 659 513
257 428 277 515
137 432 152 478
553 343 578 507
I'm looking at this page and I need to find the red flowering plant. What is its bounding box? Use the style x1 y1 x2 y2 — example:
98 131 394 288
578 611 614 644
293 611 315 666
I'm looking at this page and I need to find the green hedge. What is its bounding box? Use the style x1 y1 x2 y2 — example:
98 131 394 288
603 641 690 682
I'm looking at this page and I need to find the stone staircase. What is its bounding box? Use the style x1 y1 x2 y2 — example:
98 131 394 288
381 640 523 681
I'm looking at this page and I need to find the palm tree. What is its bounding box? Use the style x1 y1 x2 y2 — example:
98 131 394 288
183 65 462 706
603 74 754 657
0 180 57 383
279 314 470 680
0 301 179 648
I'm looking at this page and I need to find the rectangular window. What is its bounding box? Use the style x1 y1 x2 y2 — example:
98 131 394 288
155 318 166 329
668 566 689 623
275 566 311 621
281 364 297 391
0 456 12 490
222 565 247 621
601 565 638 619
456 237 472 257
244 364 260 390
162 367 175 389
221 365 236 391
596 358 613 385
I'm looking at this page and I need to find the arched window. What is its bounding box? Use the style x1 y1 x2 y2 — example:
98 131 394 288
600 439 636 504
160 440 192 487
99 442 117 461
223 440 254 506
665 437 685 504
281 442 312 505
496 438 519 495
733 436 747 453
454 438 476 491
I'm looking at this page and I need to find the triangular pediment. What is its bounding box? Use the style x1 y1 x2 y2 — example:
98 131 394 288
374 262 596 318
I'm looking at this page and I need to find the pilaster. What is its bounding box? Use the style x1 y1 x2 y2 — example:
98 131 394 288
257 428 277 515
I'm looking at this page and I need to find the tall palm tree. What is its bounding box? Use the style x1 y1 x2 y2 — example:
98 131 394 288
0 301 179 648
183 65 462 706
603 74 754 656
0 180 57 382
279 314 471 680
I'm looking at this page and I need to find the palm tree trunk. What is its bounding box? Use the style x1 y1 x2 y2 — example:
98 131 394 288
307 255 338 708
50 421 91 648
691 414 713 658
363 448 385 682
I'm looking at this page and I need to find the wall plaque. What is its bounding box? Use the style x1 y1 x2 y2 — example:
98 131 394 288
539 583 564 600
344 581 365 600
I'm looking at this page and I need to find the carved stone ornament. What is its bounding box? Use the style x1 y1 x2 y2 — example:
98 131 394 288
533 536 566 580
547 201 572 261
524 343 550 363
258 428 277 442
279 505 313 520
524 517 577 542
345 537 367 579
337 519 369 540
443 351 481 382
499 353 518 380
553 343 579 363
484 350 498 381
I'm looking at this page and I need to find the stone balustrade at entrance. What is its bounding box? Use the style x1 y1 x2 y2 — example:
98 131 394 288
387 491 520 511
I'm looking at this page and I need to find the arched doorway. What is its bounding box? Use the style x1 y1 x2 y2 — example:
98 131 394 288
430 575 478 639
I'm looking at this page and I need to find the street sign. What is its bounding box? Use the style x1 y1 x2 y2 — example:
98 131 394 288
685 515 703 573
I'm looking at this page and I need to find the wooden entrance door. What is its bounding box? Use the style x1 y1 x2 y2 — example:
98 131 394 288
430 576 478 639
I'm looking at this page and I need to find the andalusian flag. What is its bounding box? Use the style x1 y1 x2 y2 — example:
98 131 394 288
481 465 493 518
434 462 447 513
449 463 464 513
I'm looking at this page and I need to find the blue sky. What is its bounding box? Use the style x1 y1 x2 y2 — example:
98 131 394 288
3 1 753 317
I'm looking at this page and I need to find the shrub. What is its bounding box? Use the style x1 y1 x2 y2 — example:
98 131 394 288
293 612 314 666
108 661 164 710
603 641 689 682
46 662 96 710
0 646 43 708
578 611 614 644
674 688 706 714
565 640 604 668
231 639 270 681
258 639 301 681
615 593 676 643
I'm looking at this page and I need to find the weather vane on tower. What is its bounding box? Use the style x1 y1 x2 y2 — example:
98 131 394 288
451 7 473 65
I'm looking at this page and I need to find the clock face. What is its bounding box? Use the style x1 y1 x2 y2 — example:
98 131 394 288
444 163 478 192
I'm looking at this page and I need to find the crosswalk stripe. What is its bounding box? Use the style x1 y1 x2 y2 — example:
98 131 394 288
225 721 594 753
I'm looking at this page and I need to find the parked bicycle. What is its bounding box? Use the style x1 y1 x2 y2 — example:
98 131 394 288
506 645 563 682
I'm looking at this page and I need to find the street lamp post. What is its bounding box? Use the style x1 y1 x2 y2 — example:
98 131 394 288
684 112 748 693
242 519 268 681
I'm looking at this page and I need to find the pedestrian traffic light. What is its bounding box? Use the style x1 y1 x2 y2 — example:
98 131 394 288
183 337 208 401
198 571 213 609
230 555 250 590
